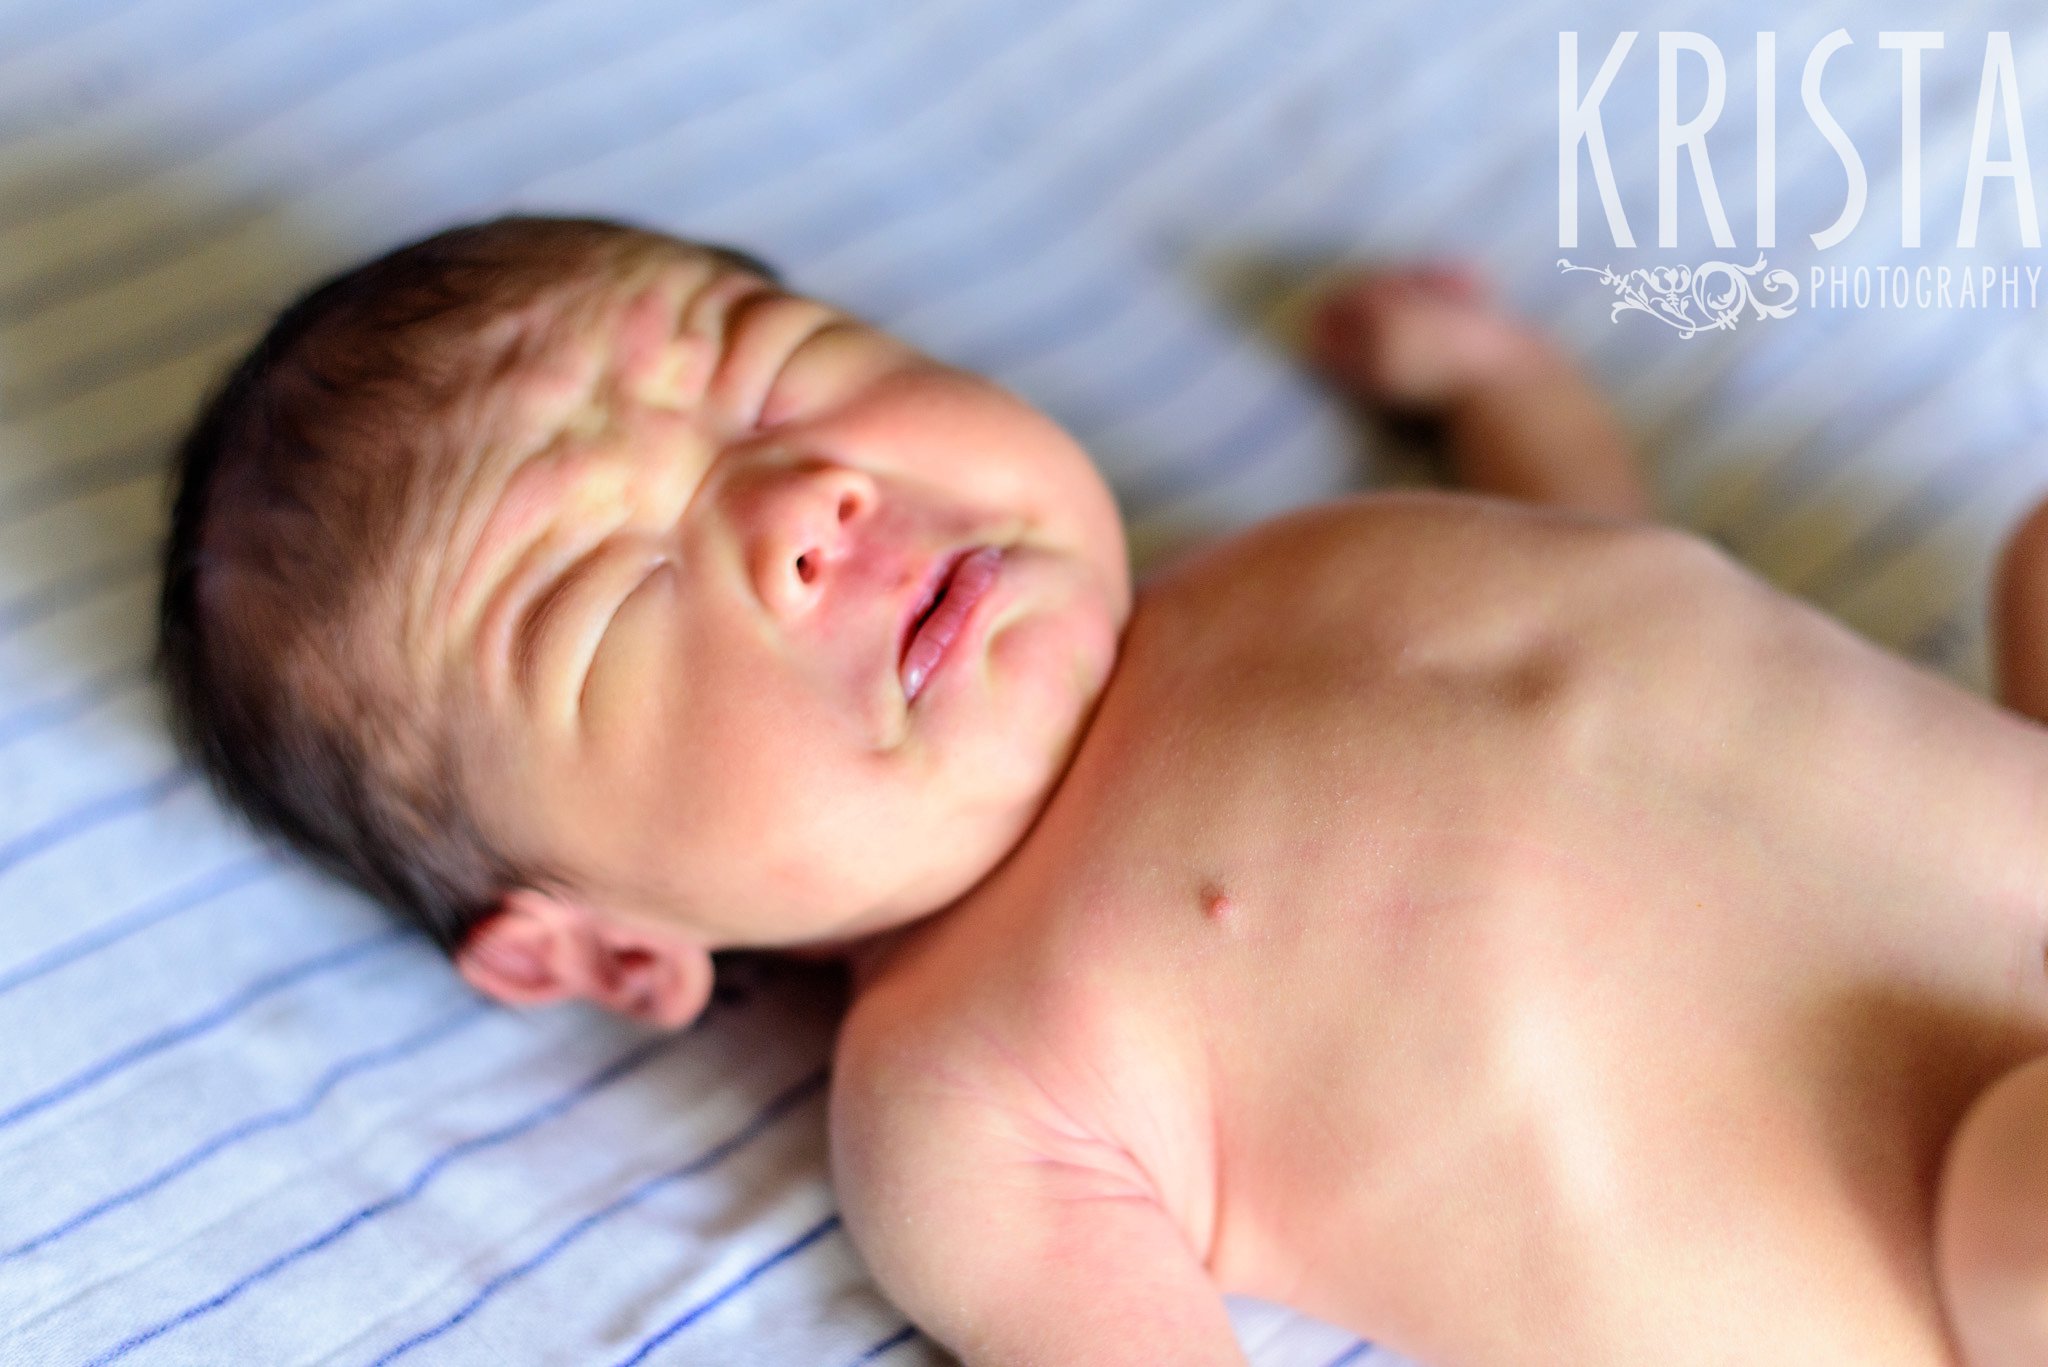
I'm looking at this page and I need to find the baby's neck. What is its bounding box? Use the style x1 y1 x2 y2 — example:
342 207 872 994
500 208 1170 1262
844 925 916 993
779 921 920 995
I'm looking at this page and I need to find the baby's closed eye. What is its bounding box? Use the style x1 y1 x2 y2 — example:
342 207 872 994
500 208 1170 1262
576 558 680 720
756 319 907 430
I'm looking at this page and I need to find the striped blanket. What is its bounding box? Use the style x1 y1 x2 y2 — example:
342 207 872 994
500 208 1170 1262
6 0 2045 1361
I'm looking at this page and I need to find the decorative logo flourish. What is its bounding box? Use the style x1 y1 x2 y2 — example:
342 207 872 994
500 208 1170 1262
1556 256 1800 337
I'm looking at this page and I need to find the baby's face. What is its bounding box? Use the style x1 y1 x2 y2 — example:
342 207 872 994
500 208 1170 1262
403 249 1130 950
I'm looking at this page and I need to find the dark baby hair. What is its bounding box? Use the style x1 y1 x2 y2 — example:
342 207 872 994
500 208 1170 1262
155 213 777 954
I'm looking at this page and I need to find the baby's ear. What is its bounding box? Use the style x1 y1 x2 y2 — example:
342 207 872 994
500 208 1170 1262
455 887 715 1031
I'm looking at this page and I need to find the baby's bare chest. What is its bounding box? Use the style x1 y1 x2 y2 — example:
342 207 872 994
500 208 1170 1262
924 501 2048 1359
1040 503 2048 1056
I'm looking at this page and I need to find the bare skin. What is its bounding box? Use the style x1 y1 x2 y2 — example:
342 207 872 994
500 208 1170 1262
830 273 2048 1365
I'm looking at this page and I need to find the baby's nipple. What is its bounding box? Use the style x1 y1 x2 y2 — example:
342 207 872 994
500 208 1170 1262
1199 883 1233 925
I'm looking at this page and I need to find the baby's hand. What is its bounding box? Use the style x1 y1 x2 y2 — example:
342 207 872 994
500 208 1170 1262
1307 263 1534 416
1305 263 1654 520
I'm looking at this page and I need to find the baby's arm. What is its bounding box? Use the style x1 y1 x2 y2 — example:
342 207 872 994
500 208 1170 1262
831 1031 1247 1367
1310 267 1656 523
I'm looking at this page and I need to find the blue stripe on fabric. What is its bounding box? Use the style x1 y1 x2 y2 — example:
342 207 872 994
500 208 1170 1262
0 437 163 531
793 13 1445 475
0 0 454 222
1070 40 1585 496
841 1325 918 1366
509 0 1012 210
1613 16 2048 539
1119 373 1316 513
0 548 160 636
900 0 1515 327
0 558 152 648
1697 340 2009 581
0 767 191 878
0 663 147 749
761 0 1227 271
611 1212 843 1367
1320 1341 1375 1367
85 1031 681 1367
4 0 638 315
0 0 759 327
0 0 565 315
1707 308 2009 529
785 12 1274 315
369 1066 829 1365
16 0 1109 432
1033 324 1219 438
1803 445 2011 606
753 0 1548 508
0 434 175 538
7 0 911 414
0 853 274 998
1756 318 2021 528
407 0 864 212
0 0 313 197
4 293 270 420
660 0 1103 227
0 0 159 64
3 1002 488 1263
0 928 404 1134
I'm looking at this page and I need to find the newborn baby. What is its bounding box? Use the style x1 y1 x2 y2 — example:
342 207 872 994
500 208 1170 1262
157 214 2048 1367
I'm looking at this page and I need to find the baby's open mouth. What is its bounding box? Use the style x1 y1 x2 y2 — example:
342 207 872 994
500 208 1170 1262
899 546 1002 702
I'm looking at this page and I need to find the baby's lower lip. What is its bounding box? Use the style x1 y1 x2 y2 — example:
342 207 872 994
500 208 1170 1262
900 546 1002 702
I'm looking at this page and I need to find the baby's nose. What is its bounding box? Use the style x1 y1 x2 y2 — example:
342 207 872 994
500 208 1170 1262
738 460 877 620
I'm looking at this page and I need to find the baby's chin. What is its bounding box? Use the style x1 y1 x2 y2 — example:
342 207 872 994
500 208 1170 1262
852 737 1097 934
989 588 1121 773
918 637 1119 895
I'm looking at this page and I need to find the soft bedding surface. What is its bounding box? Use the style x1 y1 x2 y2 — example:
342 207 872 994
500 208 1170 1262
5 0 2048 1362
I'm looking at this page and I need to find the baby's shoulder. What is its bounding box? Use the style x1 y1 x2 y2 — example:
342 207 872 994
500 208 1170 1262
831 925 1130 1144
1168 488 1725 594
828 915 1202 1198
826 935 1234 1362
827 956 1177 1268
831 984 1141 1175
1129 489 1750 668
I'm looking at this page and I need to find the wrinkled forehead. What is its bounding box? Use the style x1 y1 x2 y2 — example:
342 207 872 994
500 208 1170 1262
447 239 773 462
383 242 776 691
